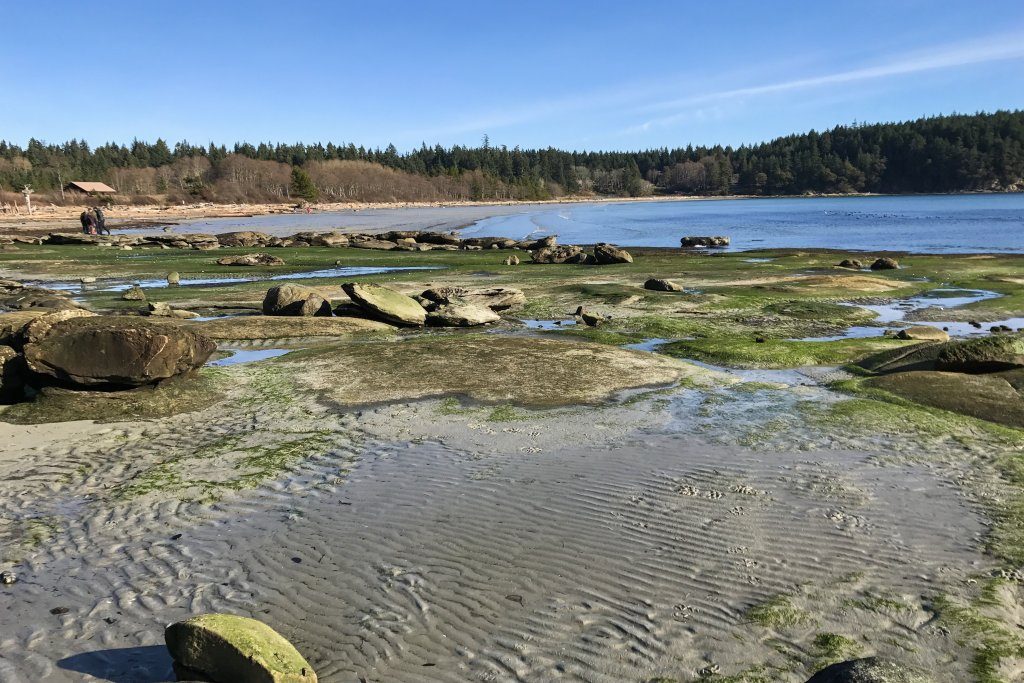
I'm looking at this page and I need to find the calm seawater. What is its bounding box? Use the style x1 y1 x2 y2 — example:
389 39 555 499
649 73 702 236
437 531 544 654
461 194 1024 253
178 194 1024 253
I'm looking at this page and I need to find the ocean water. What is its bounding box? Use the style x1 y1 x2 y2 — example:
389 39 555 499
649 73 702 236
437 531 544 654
459 194 1024 252
171 194 1024 253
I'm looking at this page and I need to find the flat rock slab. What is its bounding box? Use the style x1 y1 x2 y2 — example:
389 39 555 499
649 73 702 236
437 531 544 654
183 315 394 340
342 283 426 326
865 369 1024 428
291 335 702 406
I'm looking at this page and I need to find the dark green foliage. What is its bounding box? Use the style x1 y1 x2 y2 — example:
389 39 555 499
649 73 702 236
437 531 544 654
2 111 1022 199
289 166 318 201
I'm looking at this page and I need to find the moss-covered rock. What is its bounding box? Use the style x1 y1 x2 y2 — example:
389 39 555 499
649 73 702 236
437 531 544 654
895 325 948 341
165 613 316 683
342 282 426 326
864 370 1024 428
804 657 931 682
935 334 1024 373
855 342 944 375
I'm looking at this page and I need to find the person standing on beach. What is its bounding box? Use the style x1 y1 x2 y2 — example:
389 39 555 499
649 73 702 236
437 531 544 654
79 210 92 234
93 207 109 235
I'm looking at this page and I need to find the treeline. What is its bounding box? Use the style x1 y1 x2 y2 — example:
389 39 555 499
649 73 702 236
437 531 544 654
1 111 1022 204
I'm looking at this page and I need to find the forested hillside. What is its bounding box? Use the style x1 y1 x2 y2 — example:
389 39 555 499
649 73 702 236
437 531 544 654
1 111 1021 205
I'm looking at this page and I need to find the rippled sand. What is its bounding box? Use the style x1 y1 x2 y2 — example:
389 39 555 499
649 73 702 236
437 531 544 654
0 357 1004 682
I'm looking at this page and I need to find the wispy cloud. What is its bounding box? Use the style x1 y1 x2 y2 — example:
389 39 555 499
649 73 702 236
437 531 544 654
625 32 1024 133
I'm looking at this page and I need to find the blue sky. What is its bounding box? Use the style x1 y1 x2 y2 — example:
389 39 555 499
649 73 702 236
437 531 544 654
3 0 1024 151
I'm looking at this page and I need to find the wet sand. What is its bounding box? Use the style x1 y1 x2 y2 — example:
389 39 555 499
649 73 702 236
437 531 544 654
0 367 998 681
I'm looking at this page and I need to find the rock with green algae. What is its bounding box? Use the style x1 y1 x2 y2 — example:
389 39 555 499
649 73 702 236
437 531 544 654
935 333 1024 373
805 658 930 682
895 325 948 342
342 282 426 326
165 613 317 683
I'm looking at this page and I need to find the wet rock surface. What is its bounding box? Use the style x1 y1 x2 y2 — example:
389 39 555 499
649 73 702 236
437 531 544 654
263 284 332 317
805 658 932 683
342 283 426 326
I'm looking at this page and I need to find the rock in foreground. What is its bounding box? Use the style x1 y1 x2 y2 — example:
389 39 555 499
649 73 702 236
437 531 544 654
165 613 317 683
935 334 1024 373
22 316 215 388
593 243 633 264
805 657 931 682
427 302 500 327
263 285 332 317
895 325 948 342
342 283 426 326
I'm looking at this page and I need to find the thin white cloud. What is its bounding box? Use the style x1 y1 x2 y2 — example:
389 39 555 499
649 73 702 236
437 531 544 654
625 32 1024 133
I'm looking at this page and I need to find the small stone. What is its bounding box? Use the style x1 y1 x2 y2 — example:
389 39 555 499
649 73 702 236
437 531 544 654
121 285 146 301
167 272 180 286
80 276 97 284
50 606 69 615
0 570 16 585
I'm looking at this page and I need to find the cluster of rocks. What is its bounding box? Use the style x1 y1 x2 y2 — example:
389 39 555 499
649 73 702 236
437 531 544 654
680 235 730 248
165 613 317 682
857 332 1024 428
837 257 900 270
262 282 525 328
530 242 633 264
0 307 215 403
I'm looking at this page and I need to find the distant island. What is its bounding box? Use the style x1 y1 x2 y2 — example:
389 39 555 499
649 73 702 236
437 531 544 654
1 110 1022 208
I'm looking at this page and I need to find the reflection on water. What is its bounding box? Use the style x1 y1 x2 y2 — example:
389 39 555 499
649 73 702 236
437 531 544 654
207 348 292 367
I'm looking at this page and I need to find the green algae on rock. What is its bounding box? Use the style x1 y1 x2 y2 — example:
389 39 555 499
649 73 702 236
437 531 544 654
165 613 317 683
342 282 426 326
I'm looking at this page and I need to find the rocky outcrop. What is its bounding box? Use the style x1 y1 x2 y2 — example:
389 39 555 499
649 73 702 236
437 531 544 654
427 302 500 327
870 257 900 270
519 235 557 251
143 233 221 250
350 238 399 251
0 281 80 312
144 302 200 319
805 657 932 682
215 231 273 248
866 369 1024 429
420 286 525 311
935 334 1024 373
18 309 97 346
291 231 350 247
593 243 633 264
643 278 685 292
342 283 426 326
165 613 317 683
22 316 215 388
680 236 729 248
895 325 949 341
532 245 584 264
263 284 332 317
122 285 146 301
837 259 864 269
216 253 285 266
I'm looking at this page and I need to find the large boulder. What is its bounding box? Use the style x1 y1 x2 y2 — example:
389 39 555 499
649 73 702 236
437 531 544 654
22 316 215 388
518 235 557 251
415 232 462 246
865 370 1024 428
593 243 633 264
427 302 501 327
215 231 273 248
216 253 285 267
680 235 729 248
18 309 98 347
0 345 25 403
463 236 518 249
262 284 332 317
420 286 525 311
935 334 1024 373
837 259 864 270
44 232 106 246
856 342 944 375
342 283 426 326
165 613 317 683
870 257 900 271
643 278 685 292
532 245 584 264
143 233 221 250
805 658 932 683
895 325 949 342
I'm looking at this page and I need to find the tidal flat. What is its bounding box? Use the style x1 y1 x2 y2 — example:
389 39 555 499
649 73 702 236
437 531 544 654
2 241 1024 682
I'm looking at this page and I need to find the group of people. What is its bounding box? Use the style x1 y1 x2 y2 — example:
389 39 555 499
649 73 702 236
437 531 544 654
79 207 109 235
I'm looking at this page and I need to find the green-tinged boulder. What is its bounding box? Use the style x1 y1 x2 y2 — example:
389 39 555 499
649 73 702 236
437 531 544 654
342 283 426 326
165 613 316 683
895 325 949 342
805 657 931 682
935 334 1024 373
420 286 525 311
864 370 1024 428
262 284 332 317
122 285 146 301
856 342 943 375
22 316 215 388
216 253 285 267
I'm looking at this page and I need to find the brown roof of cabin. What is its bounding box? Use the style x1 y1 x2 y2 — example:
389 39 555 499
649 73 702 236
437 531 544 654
67 181 116 193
